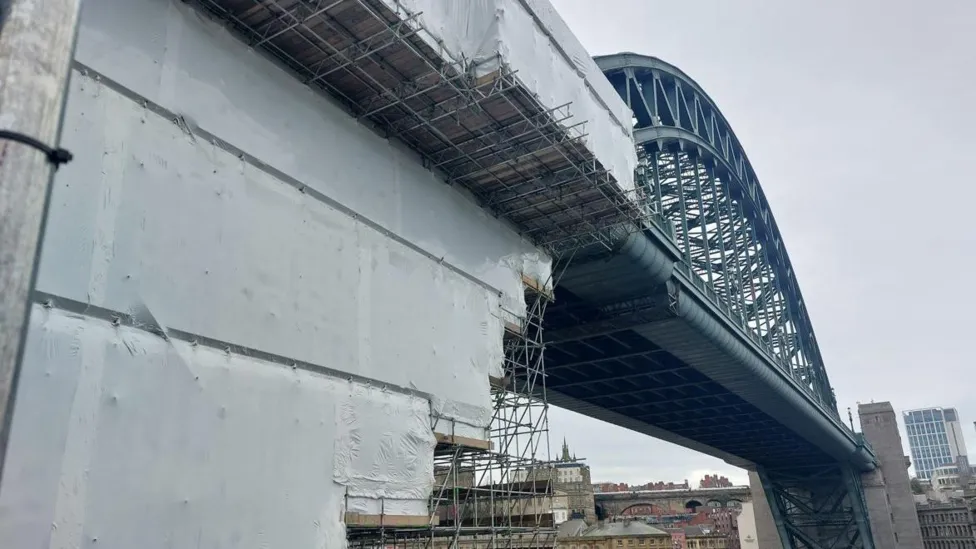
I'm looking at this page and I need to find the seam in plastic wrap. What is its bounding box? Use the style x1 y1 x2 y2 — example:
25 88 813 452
497 250 553 320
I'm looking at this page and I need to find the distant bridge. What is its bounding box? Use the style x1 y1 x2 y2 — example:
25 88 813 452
595 487 751 517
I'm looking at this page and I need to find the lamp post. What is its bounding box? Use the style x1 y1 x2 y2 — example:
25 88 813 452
0 0 82 480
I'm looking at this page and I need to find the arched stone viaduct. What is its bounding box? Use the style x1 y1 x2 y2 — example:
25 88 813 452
594 486 751 517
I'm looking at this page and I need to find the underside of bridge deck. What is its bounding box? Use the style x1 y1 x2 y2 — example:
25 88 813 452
545 265 834 471
544 246 878 549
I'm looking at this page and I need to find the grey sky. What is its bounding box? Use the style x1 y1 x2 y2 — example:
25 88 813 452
546 0 976 486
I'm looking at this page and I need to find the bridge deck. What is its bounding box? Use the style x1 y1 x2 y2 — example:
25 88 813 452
543 234 870 472
547 288 828 469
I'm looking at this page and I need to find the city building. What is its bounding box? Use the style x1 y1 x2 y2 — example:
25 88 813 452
931 464 966 493
554 440 596 523
556 519 672 549
699 475 733 489
554 490 571 525
706 509 741 549
917 457 975 503
916 500 976 549
593 483 626 494
667 528 686 549
684 525 733 549
517 439 596 523
904 407 969 480
615 507 744 549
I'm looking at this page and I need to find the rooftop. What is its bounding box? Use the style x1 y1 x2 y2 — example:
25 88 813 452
684 525 726 538
903 406 958 414
581 521 669 538
556 519 588 539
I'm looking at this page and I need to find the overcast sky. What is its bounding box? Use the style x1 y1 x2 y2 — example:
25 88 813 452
546 0 976 486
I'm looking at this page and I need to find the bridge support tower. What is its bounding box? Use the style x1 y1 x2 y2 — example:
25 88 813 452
857 402 924 549
749 402 925 549
752 465 875 549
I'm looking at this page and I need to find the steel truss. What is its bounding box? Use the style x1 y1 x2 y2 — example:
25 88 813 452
758 466 875 549
600 55 838 414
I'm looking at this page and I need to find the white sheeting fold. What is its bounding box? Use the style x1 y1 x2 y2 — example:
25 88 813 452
335 384 435 515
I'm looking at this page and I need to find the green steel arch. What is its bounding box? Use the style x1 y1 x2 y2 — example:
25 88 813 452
586 53 879 549
597 53 836 415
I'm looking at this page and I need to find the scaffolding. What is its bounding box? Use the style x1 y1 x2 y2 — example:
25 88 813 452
190 0 651 256
345 278 556 549
187 0 655 547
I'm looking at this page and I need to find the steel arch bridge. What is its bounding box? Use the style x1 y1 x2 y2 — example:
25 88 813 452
541 53 879 549
601 54 834 410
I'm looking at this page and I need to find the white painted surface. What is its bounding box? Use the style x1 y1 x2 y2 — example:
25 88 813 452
1 0 557 546
737 500 759 549
380 0 637 192
947 418 968 458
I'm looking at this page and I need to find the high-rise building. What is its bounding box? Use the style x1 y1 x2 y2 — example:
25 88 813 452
903 407 968 480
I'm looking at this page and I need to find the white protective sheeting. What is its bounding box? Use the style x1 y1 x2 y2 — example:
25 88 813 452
69 0 552 313
39 0 559 430
0 0 564 545
381 0 638 192
39 69 503 435
0 305 434 549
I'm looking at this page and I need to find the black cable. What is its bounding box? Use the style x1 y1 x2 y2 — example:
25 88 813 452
0 129 73 168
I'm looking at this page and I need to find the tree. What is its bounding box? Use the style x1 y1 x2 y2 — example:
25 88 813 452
910 477 924 495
